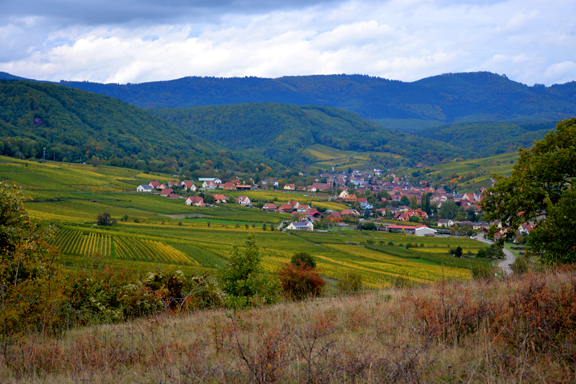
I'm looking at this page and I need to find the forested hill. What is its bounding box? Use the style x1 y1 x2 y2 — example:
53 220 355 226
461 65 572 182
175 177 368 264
0 80 241 174
414 121 556 157
149 103 467 167
56 72 576 129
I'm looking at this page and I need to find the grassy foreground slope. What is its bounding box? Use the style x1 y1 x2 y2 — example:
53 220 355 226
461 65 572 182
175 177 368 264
0 156 488 285
3 267 574 383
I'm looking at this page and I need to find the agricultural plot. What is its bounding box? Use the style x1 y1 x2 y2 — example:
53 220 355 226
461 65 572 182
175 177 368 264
169 242 227 268
113 236 197 266
324 244 470 281
52 229 112 257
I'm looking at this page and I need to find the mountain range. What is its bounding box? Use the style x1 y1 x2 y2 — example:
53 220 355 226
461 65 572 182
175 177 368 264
11 71 572 131
0 70 574 173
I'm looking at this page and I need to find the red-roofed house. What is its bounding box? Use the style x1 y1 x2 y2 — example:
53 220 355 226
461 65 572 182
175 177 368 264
167 194 180 199
149 180 161 189
328 211 342 220
181 181 197 192
288 200 300 209
220 182 237 191
160 188 174 196
341 209 360 216
185 196 204 207
236 196 251 206
305 209 321 220
277 204 293 213
212 194 228 204
284 184 295 190
168 181 180 188
262 203 277 211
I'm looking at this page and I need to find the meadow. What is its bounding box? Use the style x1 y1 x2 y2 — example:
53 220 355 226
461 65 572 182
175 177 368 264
3 267 574 383
0 156 493 285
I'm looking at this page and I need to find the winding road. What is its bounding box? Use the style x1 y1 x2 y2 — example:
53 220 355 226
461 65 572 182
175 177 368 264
476 233 515 276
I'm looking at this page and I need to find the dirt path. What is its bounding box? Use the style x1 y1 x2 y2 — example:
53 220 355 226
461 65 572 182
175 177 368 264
476 233 515 276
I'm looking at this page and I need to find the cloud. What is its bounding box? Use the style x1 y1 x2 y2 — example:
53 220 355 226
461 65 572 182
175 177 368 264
0 0 349 26
0 0 574 86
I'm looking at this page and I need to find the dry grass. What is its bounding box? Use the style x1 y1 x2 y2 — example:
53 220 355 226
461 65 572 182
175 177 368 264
1 268 575 383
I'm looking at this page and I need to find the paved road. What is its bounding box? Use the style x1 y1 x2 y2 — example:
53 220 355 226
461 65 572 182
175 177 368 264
475 233 515 276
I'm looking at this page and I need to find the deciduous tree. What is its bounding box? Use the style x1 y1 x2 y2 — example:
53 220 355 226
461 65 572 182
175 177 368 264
481 118 576 264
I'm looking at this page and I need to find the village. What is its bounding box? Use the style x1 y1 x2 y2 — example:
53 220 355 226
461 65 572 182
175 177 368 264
135 168 534 241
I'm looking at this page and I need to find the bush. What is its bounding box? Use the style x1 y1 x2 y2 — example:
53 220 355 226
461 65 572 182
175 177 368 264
290 252 316 269
337 271 363 293
277 261 325 300
218 234 280 308
97 212 116 226
511 256 529 275
471 265 492 280
358 222 377 231
449 246 464 257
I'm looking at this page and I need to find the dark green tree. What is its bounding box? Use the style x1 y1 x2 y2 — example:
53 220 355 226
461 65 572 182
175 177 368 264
439 200 459 219
482 118 576 264
290 252 317 269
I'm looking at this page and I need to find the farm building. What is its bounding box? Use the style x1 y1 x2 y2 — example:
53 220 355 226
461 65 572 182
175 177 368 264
286 221 314 231
415 227 437 237
137 185 152 192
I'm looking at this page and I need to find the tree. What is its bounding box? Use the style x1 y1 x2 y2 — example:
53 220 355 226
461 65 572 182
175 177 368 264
481 118 576 264
96 212 116 226
439 200 459 219
400 196 411 206
409 215 420 223
204 193 215 204
218 234 279 308
0 184 65 336
0 184 60 287
290 252 316 269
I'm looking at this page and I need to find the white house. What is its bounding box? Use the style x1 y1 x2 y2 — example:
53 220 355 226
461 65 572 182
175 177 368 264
202 181 218 190
137 185 153 192
181 181 197 192
198 178 222 184
437 219 454 227
415 227 438 237
286 221 314 231
236 196 251 206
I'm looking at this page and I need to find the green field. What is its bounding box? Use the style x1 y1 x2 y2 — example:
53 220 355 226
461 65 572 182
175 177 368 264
0 156 491 286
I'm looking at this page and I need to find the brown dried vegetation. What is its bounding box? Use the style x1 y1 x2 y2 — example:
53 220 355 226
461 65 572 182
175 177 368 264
2 267 576 383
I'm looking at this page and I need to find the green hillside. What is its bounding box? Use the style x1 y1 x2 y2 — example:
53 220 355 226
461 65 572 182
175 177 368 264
0 80 286 176
150 103 468 167
415 121 555 157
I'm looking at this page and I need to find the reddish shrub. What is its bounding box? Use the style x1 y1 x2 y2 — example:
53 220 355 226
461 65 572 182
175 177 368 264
277 261 325 300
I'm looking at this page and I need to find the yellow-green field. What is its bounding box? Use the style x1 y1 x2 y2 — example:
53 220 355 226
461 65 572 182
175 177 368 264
0 156 492 286
304 144 402 172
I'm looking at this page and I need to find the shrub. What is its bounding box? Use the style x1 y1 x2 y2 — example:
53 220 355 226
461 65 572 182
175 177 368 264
290 252 317 269
218 234 280 308
277 261 325 300
510 256 529 275
337 271 363 293
471 265 492 280
449 246 464 257
97 212 116 226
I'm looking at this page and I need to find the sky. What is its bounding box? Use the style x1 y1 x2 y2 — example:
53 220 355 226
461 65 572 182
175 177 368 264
0 0 574 86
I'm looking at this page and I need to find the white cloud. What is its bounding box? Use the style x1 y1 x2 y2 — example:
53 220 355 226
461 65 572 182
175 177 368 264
0 0 574 85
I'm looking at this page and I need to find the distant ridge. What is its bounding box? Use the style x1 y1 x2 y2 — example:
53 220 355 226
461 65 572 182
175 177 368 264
0 72 32 81
2 71 575 130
